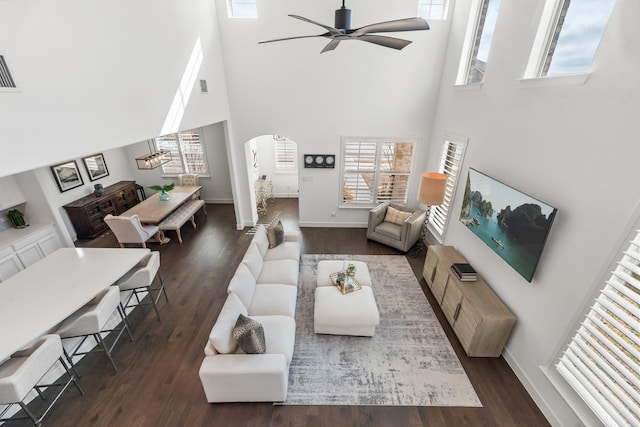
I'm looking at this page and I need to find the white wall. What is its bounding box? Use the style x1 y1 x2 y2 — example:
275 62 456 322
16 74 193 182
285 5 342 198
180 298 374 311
215 0 452 227
0 0 231 176
428 0 640 425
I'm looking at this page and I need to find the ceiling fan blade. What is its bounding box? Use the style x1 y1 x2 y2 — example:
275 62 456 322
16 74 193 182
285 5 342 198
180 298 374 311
320 39 341 53
259 34 328 44
288 14 343 36
356 35 413 50
351 17 429 36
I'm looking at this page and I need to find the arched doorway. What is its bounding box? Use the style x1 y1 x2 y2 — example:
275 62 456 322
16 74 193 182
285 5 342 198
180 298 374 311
244 134 299 225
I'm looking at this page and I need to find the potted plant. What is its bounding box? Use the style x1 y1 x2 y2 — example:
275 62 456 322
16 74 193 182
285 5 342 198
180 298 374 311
148 183 175 201
346 263 357 277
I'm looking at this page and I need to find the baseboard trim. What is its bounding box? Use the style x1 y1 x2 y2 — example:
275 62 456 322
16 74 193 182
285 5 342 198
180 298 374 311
202 198 233 204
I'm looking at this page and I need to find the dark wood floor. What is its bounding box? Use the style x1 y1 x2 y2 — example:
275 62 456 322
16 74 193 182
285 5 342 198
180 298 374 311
13 199 550 426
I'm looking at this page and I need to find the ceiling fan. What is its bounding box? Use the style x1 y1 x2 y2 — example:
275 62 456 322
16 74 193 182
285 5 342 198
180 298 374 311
259 1 430 54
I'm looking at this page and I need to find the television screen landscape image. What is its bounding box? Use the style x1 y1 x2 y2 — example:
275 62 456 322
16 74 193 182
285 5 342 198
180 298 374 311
460 168 557 282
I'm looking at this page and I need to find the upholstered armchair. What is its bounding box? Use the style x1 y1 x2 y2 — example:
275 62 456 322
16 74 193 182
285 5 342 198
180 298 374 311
104 214 160 248
366 203 426 252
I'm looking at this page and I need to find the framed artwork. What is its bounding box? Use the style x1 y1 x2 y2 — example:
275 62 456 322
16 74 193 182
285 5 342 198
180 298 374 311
51 160 84 192
82 153 109 181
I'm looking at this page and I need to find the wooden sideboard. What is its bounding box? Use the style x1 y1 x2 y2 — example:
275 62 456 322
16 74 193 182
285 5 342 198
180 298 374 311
63 181 139 239
423 245 516 357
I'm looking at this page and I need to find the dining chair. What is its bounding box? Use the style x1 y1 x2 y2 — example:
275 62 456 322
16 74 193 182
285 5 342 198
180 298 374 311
114 251 167 322
104 214 160 248
0 334 83 426
178 173 200 199
54 287 132 372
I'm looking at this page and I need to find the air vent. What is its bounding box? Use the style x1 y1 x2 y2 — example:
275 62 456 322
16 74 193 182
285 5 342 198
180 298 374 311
0 55 17 89
199 79 208 93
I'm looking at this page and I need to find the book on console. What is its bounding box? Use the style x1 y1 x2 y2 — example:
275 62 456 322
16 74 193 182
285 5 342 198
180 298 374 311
452 263 477 275
450 266 477 281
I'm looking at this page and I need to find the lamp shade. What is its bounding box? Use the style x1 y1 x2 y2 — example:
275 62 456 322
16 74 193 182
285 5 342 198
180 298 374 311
417 172 448 206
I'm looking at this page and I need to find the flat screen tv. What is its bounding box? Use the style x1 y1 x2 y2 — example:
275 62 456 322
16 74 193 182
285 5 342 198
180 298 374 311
459 168 557 282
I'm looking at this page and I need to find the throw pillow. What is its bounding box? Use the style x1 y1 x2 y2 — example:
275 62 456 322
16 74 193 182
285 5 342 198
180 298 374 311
384 206 412 225
232 314 266 354
266 220 285 248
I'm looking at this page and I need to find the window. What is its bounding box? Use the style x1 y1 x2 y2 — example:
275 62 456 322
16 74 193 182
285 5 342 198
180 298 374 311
418 0 447 20
274 137 297 171
556 225 640 427
156 128 209 176
525 0 615 77
228 0 257 18
457 0 501 85
341 137 416 206
428 136 467 240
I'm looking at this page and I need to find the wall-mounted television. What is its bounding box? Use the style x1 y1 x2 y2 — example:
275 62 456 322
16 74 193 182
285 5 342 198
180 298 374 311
459 168 557 282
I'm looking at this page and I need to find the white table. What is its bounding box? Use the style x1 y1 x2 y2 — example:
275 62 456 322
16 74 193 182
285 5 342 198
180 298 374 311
0 247 150 361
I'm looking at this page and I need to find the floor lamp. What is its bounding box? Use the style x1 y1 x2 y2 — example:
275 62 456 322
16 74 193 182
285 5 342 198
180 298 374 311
415 172 448 255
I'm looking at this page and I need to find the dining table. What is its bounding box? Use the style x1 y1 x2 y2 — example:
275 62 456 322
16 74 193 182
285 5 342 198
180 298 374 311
0 247 150 361
121 185 202 224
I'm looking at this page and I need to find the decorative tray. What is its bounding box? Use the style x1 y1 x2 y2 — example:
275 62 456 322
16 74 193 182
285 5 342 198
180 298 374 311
329 272 362 295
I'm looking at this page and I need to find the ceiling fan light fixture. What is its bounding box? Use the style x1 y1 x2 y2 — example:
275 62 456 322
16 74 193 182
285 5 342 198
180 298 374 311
335 1 351 30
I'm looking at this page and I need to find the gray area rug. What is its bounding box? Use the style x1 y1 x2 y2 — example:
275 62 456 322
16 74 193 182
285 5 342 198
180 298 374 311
282 254 482 406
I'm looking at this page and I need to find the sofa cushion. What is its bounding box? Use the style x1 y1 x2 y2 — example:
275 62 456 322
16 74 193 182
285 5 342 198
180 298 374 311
227 264 257 308
250 315 296 364
252 225 269 257
384 206 411 225
242 243 264 280
258 259 299 286
374 221 402 240
209 293 248 354
249 284 298 317
263 241 300 261
233 314 266 354
266 221 285 248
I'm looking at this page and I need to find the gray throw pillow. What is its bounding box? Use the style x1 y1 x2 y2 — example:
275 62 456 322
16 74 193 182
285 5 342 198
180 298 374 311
232 314 266 354
266 220 285 249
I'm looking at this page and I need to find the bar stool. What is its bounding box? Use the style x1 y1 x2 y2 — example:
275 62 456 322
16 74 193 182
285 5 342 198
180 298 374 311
54 287 132 373
0 334 83 426
115 251 167 322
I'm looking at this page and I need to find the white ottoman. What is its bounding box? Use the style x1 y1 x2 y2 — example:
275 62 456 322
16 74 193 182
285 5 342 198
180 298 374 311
316 260 372 288
314 260 379 337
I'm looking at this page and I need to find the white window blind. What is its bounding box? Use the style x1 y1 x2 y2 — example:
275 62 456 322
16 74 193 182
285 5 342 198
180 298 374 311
275 139 297 171
429 137 467 239
228 0 257 18
556 228 640 427
156 128 209 176
342 138 415 206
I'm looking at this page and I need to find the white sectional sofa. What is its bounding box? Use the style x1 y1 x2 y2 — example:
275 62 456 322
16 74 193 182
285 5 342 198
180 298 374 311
198 225 300 402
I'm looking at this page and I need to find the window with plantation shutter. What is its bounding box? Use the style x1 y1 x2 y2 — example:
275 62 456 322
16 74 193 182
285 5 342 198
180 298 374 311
341 137 416 206
274 138 297 171
556 227 640 427
156 128 209 176
428 136 467 240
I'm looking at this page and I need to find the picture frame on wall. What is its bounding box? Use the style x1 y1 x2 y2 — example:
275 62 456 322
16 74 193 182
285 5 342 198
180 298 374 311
82 153 109 181
51 160 84 192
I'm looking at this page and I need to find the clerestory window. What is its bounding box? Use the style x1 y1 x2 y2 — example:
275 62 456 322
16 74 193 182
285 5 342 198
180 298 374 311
456 0 502 85
525 0 616 78
228 0 257 19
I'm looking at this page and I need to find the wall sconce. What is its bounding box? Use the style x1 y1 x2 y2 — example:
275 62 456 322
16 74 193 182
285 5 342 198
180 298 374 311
135 140 172 170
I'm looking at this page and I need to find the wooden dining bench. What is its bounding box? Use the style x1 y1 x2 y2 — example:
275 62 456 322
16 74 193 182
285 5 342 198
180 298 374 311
158 199 207 243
